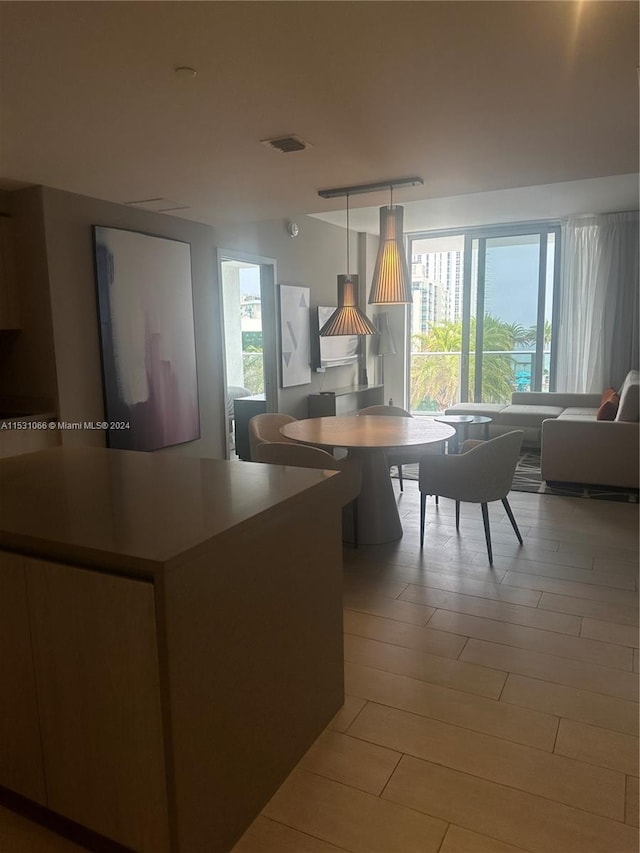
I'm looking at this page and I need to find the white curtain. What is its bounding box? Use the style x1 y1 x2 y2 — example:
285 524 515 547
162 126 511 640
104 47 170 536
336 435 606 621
556 211 639 393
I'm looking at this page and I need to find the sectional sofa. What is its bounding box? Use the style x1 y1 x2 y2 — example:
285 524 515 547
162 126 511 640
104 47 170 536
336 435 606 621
444 370 639 489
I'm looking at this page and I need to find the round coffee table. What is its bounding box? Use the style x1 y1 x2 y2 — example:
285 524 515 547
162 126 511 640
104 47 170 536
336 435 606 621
434 414 492 451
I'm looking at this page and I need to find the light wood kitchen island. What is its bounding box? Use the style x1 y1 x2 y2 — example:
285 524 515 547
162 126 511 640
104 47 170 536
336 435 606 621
0 447 346 852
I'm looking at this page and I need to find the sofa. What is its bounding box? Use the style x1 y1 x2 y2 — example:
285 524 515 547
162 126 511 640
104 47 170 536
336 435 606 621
444 370 639 489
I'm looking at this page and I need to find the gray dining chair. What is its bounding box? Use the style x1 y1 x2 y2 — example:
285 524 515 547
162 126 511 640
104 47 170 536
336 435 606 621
418 430 524 565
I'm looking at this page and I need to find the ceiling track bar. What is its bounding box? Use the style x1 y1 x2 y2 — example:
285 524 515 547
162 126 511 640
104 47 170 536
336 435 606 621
317 176 423 199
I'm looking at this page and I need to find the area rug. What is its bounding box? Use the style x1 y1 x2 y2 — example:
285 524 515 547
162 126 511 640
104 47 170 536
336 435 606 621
393 450 639 503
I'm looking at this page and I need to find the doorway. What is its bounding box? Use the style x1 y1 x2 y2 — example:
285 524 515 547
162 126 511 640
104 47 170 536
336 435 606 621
219 253 277 458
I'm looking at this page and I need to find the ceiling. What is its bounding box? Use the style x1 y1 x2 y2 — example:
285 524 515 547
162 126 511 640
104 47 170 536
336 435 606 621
0 1 638 230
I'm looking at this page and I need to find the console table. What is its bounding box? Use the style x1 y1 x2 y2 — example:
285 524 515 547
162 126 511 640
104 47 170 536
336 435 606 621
308 384 384 417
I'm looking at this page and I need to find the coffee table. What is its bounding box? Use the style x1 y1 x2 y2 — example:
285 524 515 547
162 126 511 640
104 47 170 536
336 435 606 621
280 416 454 545
434 414 492 451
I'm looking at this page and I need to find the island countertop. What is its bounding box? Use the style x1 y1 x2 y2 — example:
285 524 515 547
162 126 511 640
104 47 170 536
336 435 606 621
0 446 340 576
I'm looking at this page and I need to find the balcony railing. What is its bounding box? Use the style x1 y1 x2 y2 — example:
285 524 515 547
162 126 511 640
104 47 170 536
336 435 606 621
410 349 550 414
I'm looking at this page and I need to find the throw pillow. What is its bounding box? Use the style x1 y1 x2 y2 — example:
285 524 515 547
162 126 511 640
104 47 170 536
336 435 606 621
597 387 619 420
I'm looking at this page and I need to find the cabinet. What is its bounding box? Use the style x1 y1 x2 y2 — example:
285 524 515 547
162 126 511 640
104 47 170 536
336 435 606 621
0 447 344 852
0 552 46 804
25 558 170 852
308 384 384 417
0 216 20 329
234 393 266 460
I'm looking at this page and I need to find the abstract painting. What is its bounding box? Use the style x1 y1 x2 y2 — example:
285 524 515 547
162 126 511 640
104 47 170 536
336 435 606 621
93 226 200 451
279 284 311 387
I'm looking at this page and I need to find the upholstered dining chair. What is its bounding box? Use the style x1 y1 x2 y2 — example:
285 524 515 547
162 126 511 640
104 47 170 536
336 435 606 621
254 441 362 547
248 413 297 461
358 405 443 492
418 430 524 565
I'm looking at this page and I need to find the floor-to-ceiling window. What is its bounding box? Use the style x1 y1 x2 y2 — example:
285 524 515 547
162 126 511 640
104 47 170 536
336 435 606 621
408 223 560 413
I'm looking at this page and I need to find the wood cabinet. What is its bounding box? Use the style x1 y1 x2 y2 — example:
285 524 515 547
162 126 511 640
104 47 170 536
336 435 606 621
0 552 46 804
25 558 170 852
0 216 20 329
308 384 384 417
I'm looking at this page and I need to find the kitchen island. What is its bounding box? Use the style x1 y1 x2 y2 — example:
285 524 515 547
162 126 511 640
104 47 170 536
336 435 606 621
0 447 345 852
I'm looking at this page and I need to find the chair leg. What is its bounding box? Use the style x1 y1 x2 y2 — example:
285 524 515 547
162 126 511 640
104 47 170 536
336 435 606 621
502 497 523 545
352 498 359 549
481 503 493 565
435 494 439 505
455 500 460 531
419 491 426 548
398 465 404 492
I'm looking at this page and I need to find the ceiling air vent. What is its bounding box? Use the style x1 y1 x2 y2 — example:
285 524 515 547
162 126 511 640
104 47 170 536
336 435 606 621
260 135 310 153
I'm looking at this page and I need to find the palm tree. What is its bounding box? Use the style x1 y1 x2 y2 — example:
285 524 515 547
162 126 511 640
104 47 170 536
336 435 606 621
411 314 533 411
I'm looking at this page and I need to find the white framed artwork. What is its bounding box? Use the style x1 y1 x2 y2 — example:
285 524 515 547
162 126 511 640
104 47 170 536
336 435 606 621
279 284 311 387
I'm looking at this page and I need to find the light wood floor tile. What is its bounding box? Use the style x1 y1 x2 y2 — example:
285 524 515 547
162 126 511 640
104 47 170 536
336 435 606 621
591 556 640 576
343 609 466 658
349 702 624 820
390 572 541 606
558 540 639 563
491 558 636 590
345 662 558 751
263 769 447 853
398 585 582 634
342 574 408 599
231 816 349 852
503 571 640 607
500 673 639 737
328 695 366 733
581 617 639 649
538 591 639 626
460 639 639 701
299 729 400 795
478 546 594 569
440 825 529 853
428 609 633 670
343 634 507 699
343 591 434 625
555 719 639 777
626 776 639 827
0 805 84 852
382 755 638 853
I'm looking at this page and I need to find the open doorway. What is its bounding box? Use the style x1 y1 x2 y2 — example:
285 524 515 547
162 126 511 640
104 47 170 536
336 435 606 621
219 253 277 458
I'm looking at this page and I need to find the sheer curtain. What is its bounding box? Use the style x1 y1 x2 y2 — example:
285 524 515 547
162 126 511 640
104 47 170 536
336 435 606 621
556 211 639 393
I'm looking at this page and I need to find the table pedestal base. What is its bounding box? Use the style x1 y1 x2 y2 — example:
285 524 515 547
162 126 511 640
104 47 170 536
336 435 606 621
344 449 403 545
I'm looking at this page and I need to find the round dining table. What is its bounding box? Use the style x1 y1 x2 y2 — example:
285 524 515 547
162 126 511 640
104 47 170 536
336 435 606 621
280 415 455 545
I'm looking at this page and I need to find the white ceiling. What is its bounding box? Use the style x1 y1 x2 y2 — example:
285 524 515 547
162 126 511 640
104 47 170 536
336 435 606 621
0 1 638 230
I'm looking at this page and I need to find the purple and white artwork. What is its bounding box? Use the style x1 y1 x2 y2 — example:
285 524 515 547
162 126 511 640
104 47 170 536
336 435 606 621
93 226 200 451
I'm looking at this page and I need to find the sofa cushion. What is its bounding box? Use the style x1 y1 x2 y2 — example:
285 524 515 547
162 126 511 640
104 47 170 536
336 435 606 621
616 370 639 422
559 407 599 419
497 404 564 429
444 403 507 417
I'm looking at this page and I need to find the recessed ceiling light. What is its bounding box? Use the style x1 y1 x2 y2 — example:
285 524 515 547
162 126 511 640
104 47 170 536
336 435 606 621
174 66 197 78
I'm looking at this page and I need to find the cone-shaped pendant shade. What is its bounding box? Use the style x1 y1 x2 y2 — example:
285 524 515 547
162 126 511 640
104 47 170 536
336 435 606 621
319 275 377 336
368 205 412 304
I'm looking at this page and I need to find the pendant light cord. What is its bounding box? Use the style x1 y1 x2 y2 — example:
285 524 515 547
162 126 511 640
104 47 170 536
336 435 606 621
390 184 393 210
346 192 350 277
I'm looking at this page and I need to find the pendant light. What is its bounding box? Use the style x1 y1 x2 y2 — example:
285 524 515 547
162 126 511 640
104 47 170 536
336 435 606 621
368 185 412 305
319 192 377 336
